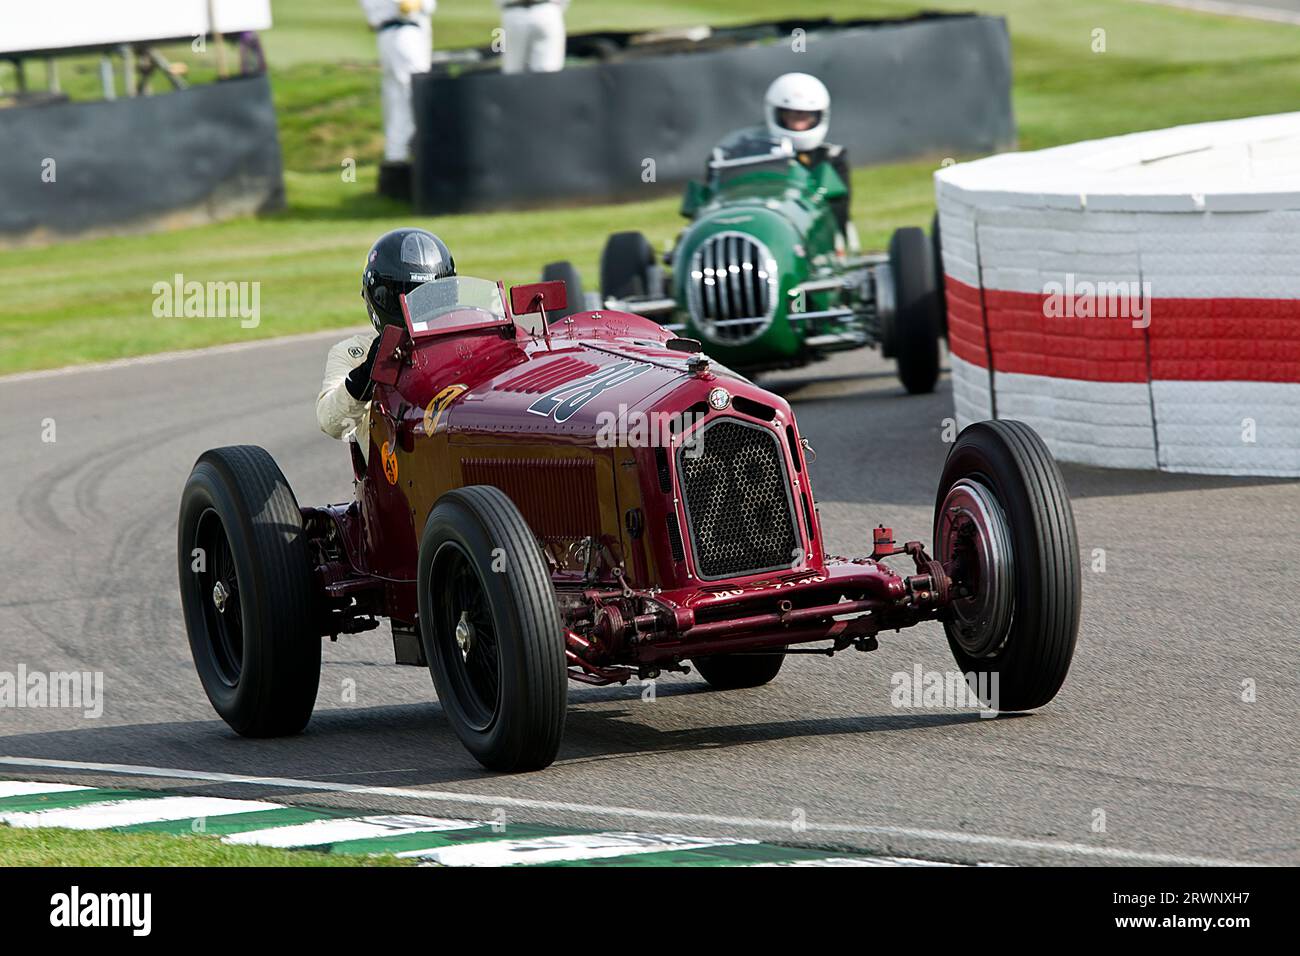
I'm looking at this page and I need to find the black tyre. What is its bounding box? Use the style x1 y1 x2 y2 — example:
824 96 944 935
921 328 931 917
931 211 949 340
694 650 785 690
600 231 655 300
878 272 897 360
178 445 320 737
541 260 585 320
888 226 941 394
417 486 566 771
934 420 1081 711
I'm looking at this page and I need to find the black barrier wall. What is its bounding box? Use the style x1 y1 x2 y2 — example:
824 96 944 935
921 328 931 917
0 74 285 245
411 15 1014 213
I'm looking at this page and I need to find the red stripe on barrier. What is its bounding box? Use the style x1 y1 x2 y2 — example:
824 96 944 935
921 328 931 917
943 276 1300 383
1148 297 1300 383
983 286 1149 383
944 276 988 367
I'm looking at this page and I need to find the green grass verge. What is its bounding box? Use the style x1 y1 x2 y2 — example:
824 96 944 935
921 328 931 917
1 0 1297 374
0 823 409 866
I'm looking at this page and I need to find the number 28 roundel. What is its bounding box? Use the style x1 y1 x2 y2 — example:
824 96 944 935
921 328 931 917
526 360 650 423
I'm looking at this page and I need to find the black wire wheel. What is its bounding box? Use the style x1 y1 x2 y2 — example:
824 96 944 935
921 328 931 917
934 420 1081 712
178 446 320 737
432 544 503 730
418 486 566 772
194 508 244 687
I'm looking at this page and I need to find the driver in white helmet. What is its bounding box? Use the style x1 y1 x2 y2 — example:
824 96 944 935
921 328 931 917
714 73 851 234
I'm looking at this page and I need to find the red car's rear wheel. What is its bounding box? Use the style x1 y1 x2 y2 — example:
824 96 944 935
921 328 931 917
693 650 785 690
177 445 320 737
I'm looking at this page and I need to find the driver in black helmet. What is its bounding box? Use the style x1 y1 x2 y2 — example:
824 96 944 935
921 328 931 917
316 227 455 459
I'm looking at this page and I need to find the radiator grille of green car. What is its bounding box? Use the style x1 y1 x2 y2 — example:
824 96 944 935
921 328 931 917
687 232 779 345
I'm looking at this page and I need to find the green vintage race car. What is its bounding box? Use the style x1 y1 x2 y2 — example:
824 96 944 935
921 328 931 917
544 140 947 393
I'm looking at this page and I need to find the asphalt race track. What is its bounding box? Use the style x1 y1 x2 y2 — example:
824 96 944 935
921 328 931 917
1 334 1296 866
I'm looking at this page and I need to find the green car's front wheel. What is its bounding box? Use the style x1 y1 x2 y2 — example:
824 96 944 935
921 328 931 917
541 260 586 320
601 231 656 300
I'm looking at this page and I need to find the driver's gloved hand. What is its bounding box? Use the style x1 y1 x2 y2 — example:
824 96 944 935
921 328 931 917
345 335 382 402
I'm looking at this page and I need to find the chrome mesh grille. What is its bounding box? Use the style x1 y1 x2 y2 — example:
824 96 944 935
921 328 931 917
677 418 798 579
686 232 778 345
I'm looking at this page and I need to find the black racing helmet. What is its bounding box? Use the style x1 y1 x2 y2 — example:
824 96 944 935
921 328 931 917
361 228 456 332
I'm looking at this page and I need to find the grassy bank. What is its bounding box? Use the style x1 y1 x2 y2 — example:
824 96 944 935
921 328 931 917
0 0 1296 374
0 823 408 866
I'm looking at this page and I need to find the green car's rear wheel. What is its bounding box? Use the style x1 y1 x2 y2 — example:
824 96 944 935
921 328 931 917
931 211 949 340
889 226 942 395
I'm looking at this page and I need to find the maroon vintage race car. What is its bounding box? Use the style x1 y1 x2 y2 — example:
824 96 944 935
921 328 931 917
178 275 1081 772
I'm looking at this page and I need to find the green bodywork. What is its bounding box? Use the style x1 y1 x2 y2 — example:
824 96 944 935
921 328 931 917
671 159 859 369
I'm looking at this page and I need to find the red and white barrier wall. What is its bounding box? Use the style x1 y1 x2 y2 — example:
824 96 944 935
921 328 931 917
935 113 1300 476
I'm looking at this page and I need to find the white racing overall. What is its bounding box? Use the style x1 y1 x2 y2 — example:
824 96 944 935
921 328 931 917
360 0 436 162
316 329 379 459
498 0 568 74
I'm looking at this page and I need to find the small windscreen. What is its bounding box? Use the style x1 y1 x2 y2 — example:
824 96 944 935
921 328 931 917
716 157 794 188
709 137 796 187
403 276 508 335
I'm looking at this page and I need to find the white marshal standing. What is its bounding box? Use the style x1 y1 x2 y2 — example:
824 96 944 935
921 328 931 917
359 0 436 163
498 0 568 75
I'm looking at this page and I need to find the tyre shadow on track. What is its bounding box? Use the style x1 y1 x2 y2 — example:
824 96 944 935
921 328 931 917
0 693 1011 788
1054 464 1295 500
557 703 1006 767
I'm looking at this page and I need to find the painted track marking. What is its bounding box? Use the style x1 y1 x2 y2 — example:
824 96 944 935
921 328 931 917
0 756 1254 866
754 856 960 867
0 781 91 798
223 814 477 848
0 781 876 866
1 796 284 830
399 832 748 867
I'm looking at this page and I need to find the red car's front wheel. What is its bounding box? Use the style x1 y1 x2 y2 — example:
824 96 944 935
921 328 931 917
934 420 1081 712
418 486 566 772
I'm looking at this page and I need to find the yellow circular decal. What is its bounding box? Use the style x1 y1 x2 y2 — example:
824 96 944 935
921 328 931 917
381 440 399 485
423 384 468 435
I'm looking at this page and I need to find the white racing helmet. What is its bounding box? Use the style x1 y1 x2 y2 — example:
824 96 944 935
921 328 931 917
764 72 831 153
